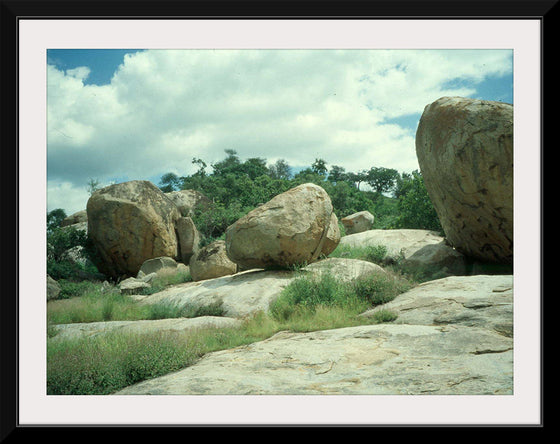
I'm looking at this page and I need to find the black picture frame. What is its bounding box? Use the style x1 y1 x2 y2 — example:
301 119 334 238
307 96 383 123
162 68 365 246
2 0 552 436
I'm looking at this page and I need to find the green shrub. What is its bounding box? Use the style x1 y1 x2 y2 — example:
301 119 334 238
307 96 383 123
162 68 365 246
270 270 410 323
47 331 200 395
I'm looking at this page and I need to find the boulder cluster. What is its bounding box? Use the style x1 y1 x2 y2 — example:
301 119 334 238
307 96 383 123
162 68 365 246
47 95 516 396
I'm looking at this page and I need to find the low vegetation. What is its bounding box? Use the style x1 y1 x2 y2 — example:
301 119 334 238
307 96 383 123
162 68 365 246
47 258 412 395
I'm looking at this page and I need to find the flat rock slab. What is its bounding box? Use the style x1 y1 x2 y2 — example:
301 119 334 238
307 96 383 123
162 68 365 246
339 229 444 260
50 316 242 342
360 275 513 337
135 258 385 318
114 323 512 395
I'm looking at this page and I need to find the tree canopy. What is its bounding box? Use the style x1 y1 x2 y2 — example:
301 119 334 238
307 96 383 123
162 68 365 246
157 149 444 245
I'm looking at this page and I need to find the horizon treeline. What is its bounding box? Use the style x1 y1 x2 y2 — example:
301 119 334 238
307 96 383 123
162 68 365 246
157 149 443 244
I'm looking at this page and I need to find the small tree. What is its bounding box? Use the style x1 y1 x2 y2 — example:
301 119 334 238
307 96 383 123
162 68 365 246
311 158 328 177
86 178 101 196
366 167 399 195
268 159 292 180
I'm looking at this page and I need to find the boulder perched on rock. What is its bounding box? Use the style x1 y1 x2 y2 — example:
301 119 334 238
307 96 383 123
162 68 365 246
225 183 336 269
60 210 87 227
47 275 61 301
86 180 182 278
416 96 513 264
189 240 237 282
341 211 374 235
165 189 211 217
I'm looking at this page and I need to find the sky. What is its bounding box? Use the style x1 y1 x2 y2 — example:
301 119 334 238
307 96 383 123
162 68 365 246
46 49 513 216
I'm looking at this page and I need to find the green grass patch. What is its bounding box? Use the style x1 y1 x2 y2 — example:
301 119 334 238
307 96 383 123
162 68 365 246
328 243 388 265
47 266 414 395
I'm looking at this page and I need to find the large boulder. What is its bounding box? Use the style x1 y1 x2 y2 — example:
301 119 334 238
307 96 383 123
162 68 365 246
341 211 374 235
86 180 182 278
416 96 513 264
189 240 237 282
165 189 211 217
225 183 336 269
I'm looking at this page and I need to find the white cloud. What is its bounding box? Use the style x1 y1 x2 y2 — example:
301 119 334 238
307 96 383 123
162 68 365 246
47 49 512 214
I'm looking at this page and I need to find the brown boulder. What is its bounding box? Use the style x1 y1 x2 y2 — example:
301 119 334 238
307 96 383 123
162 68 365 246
189 240 237 282
416 97 513 264
225 183 334 269
341 210 374 235
86 180 181 278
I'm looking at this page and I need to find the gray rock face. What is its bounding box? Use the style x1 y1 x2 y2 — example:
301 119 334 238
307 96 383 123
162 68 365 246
225 183 335 269
86 180 182 278
139 256 179 276
416 96 513 264
135 258 384 318
341 211 374 235
339 229 444 263
360 275 513 338
114 323 512 395
50 316 242 342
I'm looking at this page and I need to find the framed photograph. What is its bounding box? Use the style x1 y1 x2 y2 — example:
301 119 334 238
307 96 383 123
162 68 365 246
4 0 550 432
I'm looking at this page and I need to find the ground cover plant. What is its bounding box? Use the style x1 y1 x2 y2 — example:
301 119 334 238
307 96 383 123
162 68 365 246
47 265 412 395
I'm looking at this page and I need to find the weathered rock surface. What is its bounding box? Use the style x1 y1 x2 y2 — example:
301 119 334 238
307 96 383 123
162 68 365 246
165 189 211 217
339 229 444 263
416 96 513 264
114 323 512 395
135 269 292 318
175 216 200 264
360 275 513 337
139 256 179 276
136 258 382 318
118 276 152 295
60 210 87 227
50 316 242 342
341 211 374 235
399 241 470 277
225 183 336 269
189 240 237 282
47 275 61 301
321 213 342 257
86 180 181 278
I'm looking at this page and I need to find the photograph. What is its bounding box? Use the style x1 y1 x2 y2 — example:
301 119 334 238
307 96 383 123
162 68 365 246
7 4 547 430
